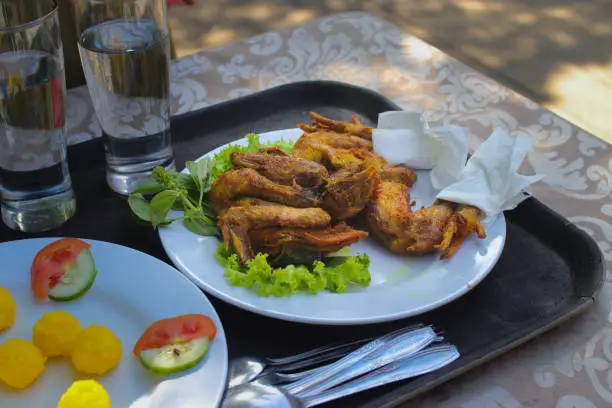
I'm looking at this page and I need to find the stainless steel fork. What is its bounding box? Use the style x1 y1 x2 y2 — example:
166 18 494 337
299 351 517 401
227 334 384 388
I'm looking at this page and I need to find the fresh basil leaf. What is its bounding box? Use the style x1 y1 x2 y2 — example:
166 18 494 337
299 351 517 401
176 172 196 189
186 158 211 191
132 179 163 194
128 194 151 222
149 190 179 228
185 161 201 190
172 200 186 211
183 217 218 236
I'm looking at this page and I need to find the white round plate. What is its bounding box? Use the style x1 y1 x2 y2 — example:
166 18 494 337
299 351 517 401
159 129 506 325
0 238 228 408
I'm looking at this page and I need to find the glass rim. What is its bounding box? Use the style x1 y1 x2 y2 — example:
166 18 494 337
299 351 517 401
0 0 58 33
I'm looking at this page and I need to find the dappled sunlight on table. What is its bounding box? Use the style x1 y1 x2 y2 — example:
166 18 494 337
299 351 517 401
168 0 612 144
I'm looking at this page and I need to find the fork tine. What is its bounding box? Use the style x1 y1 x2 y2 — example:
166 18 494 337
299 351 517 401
267 336 376 366
267 343 368 373
267 324 427 369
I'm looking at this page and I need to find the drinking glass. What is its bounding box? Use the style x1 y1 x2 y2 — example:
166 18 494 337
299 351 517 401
72 0 175 195
0 0 76 232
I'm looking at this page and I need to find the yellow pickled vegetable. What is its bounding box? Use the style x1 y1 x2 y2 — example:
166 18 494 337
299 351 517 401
33 310 83 357
0 286 16 331
71 324 122 376
0 338 46 389
57 379 111 408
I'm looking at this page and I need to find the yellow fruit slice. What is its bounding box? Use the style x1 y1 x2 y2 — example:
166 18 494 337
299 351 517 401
0 286 16 331
57 379 111 408
33 310 83 357
0 338 46 389
71 324 122 376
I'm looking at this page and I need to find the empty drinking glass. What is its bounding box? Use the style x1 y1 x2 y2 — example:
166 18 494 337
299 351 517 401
0 0 76 232
72 0 175 195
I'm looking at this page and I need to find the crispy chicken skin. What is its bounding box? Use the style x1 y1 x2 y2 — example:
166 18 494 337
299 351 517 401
292 129 416 188
218 202 332 265
306 112 373 140
213 111 485 262
321 166 377 220
377 165 418 186
364 180 415 253
365 179 486 258
437 205 487 259
230 150 329 188
249 223 368 259
365 180 455 256
209 168 318 213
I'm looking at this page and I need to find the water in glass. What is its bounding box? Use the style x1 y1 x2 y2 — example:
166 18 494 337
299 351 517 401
78 18 175 195
0 50 76 232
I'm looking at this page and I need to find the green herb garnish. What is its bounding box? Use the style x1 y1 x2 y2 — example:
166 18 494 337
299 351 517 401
127 158 218 236
126 133 293 235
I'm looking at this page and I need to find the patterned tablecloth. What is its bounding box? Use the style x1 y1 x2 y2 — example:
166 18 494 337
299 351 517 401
65 12 612 408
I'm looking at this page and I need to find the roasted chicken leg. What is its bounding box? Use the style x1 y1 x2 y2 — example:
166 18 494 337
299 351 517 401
250 223 368 265
218 202 332 265
209 168 318 213
230 150 329 188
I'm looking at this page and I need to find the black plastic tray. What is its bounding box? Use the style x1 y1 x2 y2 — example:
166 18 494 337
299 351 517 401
0 81 604 408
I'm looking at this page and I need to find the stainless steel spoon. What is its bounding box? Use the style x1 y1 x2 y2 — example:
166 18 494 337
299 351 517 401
221 344 460 408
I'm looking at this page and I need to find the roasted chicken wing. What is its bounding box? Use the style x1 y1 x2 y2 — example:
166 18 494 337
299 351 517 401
437 205 486 259
364 180 415 253
306 112 373 140
209 168 318 212
230 150 329 188
218 201 332 265
377 165 418 186
365 180 454 255
249 223 368 265
293 122 416 188
365 179 485 258
321 166 377 220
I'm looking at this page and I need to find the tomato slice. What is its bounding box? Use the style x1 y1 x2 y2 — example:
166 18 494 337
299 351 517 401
31 238 91 300
133 314 217 356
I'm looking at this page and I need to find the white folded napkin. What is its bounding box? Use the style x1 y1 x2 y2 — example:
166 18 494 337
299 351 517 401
372 111 470 189
436 128 545 225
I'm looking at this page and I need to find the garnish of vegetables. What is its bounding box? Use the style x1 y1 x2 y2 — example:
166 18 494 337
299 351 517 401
127 133 294 237
215 245 371 297
31 238 98 302
133 314 217 375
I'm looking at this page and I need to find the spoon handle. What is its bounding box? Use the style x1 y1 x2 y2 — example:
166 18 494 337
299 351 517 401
282 325 434 397
294 326 437 398
301 344 460 408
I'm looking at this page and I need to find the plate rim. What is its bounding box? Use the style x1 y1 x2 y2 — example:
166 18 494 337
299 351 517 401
159 129 507 325
0 237 229 407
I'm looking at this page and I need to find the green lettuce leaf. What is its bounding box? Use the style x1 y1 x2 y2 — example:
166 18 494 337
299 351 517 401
208 133 294 186
215 244 371 297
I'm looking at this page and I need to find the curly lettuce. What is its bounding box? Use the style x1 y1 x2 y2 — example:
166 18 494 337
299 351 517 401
215 245 371 297
208 133 295 185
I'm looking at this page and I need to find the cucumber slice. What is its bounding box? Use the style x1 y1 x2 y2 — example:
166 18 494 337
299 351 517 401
48 248 98 302
138 337 210 375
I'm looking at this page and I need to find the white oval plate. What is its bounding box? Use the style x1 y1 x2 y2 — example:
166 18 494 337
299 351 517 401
159 129 506 325
0 238 228 408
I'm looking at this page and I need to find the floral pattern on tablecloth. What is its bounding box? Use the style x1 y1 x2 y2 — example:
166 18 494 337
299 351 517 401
65 12 612 408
